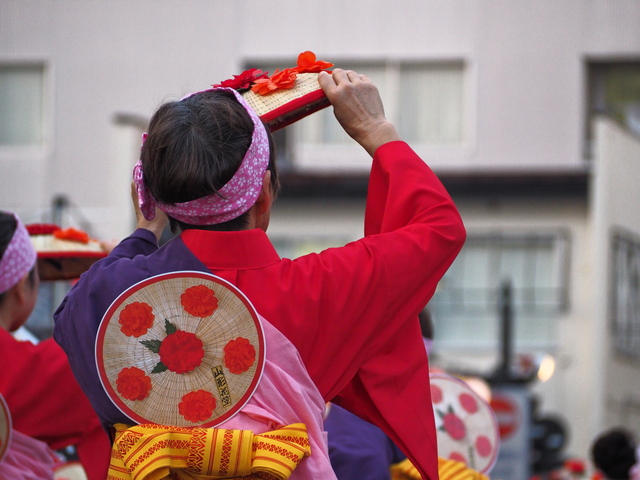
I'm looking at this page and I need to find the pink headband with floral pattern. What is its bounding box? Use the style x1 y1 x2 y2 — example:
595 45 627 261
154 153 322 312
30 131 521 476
0 214 37 294
133 87 270 225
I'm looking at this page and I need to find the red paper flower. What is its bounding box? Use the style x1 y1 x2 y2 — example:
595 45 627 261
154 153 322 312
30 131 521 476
53 227 90 244
181 285 218 317
213 68 269 91
179 390 216 423
459 393 478 414
116 367 152 401
158 330 205 374
223 337 256 374
475 435 493 457
118 302 155 337
251 68 298 95
295 51 334 73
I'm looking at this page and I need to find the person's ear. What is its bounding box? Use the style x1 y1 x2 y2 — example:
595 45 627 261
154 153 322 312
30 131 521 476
13 274 29 305
256 170 273 215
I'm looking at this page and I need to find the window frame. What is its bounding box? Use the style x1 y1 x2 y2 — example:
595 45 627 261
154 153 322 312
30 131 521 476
585 58 640 159
610 228 640 362
429 230 571 351
0 59 51 159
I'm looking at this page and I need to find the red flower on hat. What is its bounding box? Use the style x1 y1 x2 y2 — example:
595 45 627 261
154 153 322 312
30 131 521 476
459 392 478 414
118 302 155 337
181 285 218 318
475 435 493 458
443 411 466 440
437 404 467 441
116 367 152 401
158 330 205 374
53 227 90 244
213 68 269 91
295 51 334 73
179 390 216 423
251 68 298 95
223 337 256 374
431 384 443 404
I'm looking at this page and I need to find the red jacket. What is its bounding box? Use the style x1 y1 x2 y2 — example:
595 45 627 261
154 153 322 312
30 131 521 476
0 328 110 480
54 141 465 480
183 141 466 480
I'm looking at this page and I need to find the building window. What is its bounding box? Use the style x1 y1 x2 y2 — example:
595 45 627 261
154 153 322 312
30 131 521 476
587 61 640 156
611 230 640 360
0 63 45 146
398 63 464 144
429 233 569 350
298 61 465 146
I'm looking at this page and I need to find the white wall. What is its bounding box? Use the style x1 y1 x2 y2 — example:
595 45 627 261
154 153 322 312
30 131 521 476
591 117 640 435
448 195 595 458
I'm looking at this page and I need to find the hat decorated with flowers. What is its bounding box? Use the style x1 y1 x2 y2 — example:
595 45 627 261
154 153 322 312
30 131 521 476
430 372 500 475
27 224 107 281
0 394 12 464
96 271 265 428
213 51 334 132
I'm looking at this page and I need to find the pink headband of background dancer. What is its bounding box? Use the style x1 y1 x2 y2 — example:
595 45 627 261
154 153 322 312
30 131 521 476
0 214 37 294
133 87 270 225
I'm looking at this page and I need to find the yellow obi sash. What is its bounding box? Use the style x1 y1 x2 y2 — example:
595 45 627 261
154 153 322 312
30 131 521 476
107 423 311 480
391 457 489 480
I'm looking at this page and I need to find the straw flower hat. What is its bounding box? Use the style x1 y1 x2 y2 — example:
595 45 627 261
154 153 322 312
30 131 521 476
96 271 265 427
429 372 500 475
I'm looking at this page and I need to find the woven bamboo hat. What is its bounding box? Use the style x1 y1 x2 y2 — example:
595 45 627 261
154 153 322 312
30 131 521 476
96 271 265 428
212 51 334 132
430 372 500 474
27 224 107 281
242 72 330 132
0 394 12 464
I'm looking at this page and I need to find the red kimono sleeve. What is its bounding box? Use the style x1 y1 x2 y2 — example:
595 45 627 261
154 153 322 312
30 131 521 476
0 329 110 480
333 141 466 480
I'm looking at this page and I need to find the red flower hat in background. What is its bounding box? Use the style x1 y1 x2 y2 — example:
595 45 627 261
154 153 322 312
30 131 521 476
27 223 107 281
96 271 265 427
430 372 500 475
